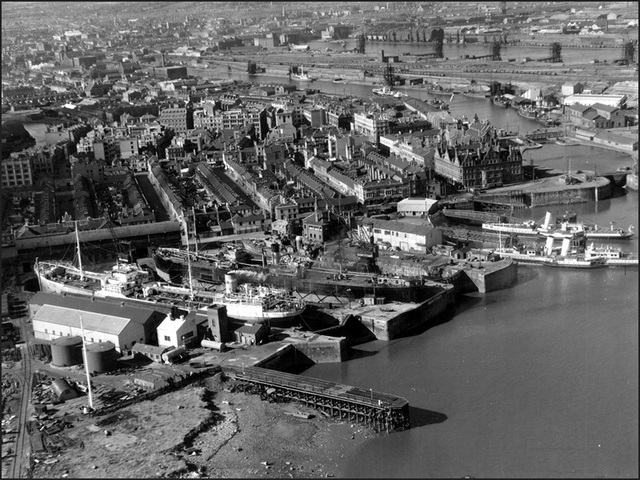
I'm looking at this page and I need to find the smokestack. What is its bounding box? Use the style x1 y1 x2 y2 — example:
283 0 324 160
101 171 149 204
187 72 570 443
544 236 554 256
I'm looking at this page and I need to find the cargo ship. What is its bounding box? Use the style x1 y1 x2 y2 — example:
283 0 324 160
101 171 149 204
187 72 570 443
226 265 440 303
142 273 306 323
35 258 153 298
152 245 253 284
34 221 153 298
37 256 305 323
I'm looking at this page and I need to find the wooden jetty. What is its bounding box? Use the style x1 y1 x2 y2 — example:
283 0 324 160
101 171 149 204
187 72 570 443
222 365 410 432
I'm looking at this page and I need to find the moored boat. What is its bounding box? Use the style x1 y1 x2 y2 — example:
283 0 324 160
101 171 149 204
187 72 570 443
544 256 608 269
35 259 153 298
372 86 404 97
584 243 639 266
291 66 314 81
482 220 540 236
516 106 538 119
492 96 510 108
142 273 306 323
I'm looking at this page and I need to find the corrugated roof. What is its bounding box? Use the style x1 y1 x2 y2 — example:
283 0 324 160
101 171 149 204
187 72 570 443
33 304 132 336
30 292 163 325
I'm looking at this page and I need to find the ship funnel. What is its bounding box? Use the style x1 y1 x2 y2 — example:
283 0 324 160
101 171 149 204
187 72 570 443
542 211 553 230
560 237 571 257
225 273 238 294
544 236 554 256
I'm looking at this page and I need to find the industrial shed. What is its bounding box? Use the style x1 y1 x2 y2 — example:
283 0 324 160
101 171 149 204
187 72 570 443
29 292 164 352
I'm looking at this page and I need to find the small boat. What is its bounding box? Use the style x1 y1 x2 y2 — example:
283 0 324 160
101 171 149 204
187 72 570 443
427 88 454 96
333 77 344 83
492 96 510 108
516 106 538 119
372 86 405 98
291 66 314 81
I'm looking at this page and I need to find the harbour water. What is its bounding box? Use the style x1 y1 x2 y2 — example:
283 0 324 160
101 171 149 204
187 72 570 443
304 186 638 476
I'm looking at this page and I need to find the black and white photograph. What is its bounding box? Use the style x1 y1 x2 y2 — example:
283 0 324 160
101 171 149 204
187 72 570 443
1 1 638 478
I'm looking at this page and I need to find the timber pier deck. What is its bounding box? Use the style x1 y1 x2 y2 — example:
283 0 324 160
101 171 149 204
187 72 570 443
222 365 410 432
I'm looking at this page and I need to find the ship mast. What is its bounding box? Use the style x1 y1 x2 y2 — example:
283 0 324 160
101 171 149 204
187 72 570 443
79 314 93 410
75 220 84 281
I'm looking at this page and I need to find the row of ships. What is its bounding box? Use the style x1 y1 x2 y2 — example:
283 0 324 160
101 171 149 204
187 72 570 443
483 211 636 268
34 212 636 322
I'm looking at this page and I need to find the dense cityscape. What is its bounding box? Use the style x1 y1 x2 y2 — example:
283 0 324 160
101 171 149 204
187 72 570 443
1 2 638 478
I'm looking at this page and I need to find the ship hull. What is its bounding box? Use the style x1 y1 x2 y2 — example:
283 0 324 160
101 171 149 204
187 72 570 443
223 304 306 322
517 109 537 119
230 268 439 303
152 251 232 284
37 273 99 296
585 232 633 240
544 260 607 269
482 223 539 236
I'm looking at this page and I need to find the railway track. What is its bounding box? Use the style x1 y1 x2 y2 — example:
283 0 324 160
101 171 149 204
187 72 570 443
8 320 34 479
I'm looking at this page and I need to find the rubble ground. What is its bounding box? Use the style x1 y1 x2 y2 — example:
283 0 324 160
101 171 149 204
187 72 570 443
30 373 373 478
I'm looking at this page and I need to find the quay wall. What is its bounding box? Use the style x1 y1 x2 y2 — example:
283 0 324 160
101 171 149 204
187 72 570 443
287 339 348 364
526 181 612 207
360 286 455 341
254 340 345 368
463 258 517 294
254 344 303 370
627 173 638 191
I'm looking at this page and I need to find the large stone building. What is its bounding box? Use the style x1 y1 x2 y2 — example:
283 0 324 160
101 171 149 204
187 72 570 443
434 138 523 190
353 112 390 144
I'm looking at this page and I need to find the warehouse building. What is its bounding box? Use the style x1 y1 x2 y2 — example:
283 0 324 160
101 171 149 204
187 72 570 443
29 292 167 352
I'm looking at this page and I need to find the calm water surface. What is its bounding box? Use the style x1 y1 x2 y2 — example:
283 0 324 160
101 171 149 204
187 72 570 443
305 189 638 478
